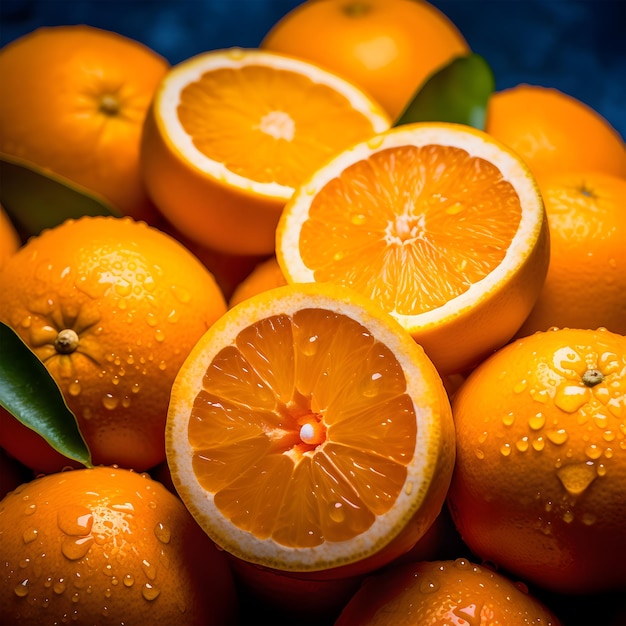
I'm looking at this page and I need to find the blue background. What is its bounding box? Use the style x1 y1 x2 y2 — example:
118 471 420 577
1 0 625 139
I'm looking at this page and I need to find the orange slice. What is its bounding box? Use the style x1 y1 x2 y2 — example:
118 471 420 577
276 122 549 375
140 48 390 256
166 282 455 574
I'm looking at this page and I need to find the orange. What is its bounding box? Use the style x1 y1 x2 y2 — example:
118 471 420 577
261 0 470 120
517 171 626 336
447 327 626 594
0 25 169 220
0 204 20 269
166 282 455 577
228 256 287 307
335 558 562 625
0 466 238 625
0 216 227 473
276 121 549 375
485 85 626 178
140 47 390 256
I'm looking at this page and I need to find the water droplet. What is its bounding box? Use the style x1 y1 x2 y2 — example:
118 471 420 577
14 580 29 597
142 583 161 601
23 528 38 544
114 279 132 297
556 462 597 496
513 380 528 394
142 559 157 581
123 574 135 587
61 536 94 561
419 578 440 593
155 329 165 342
597 463 607 477
19 558 30 568
546 428 568 445
146 312 158 327
301 334 318 356
154 522 171 544
454 558 471 570
603 430 615 442
529 413 546 431
404 482 413 496
562 510 574 523
24 503 36 516
361 372 384 398
53 579 67 595
57 505 94 536
516 437 529 452
502 413 515 427
532 437 545 452
545 500 553 512
500 443 512 457
171 284 191 303
68 380 82 396
72 592 80 603
474 448 485 459
328 502 345 523
585 444 603 460
477 431 488 444
102 394 119 410
554 384 588 413
158 360 167 371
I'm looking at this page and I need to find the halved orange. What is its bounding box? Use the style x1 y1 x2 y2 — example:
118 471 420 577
276 122 549 374
140 48 390 256
166 282 455 575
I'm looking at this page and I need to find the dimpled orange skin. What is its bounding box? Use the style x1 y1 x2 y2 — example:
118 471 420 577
447 327 626 594
485 85 626 178
261 0 470 120
336 558 562 626
0 466 238 625
0 25 169 220
0 216 227 473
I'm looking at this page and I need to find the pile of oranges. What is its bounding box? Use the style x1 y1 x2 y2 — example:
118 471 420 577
1 2 624 625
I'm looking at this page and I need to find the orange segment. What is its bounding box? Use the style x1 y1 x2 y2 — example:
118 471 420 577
166 283 455 574
277 122 549 374
141 48 390 255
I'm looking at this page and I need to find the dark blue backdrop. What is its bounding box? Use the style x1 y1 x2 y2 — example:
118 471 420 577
1 0 625 139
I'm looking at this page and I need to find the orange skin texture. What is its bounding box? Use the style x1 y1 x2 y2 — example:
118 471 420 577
261 0 470 120
0 216 227 473
517 171 626 336
336 558 562 625
447 328 626 594
0 467 238 625
0 25 169 219
486 85 626 178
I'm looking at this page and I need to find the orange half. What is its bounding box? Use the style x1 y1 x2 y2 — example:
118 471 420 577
141 48 390 255
166 283 455 574
276 122 549 374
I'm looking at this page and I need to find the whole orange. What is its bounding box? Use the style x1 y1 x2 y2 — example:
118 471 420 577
517 171 626 336
0 216 227 473
485 85 626 178
0 204 20 269
0 466 238 625
0 26 169 220
260 0 470 120
336 558 561 625
447 327 626 594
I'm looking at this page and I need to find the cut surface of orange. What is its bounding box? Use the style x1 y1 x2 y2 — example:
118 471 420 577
166 283 455 574
276 122 549 375
141 47 390 255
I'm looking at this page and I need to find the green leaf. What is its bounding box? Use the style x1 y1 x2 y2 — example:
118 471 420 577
0 153 119 239
394 53 495 129
0 321 92 468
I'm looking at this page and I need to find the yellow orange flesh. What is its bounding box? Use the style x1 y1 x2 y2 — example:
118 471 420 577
166 283 455 573
277 122 549 374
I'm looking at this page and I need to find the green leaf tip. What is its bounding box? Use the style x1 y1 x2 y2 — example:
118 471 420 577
394 53 495 129
0 321 92 468
0 153 119 240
